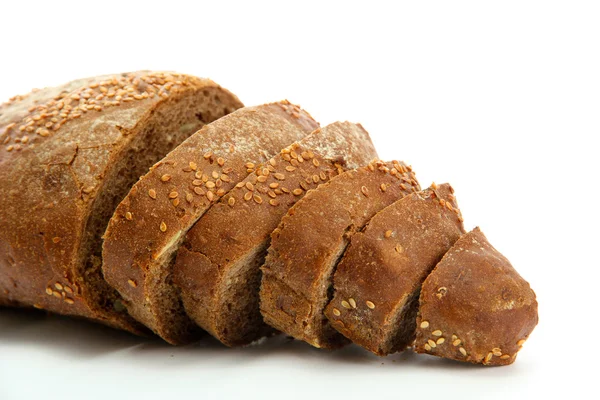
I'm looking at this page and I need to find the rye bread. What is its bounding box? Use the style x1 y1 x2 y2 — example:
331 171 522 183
0 71 242 332
173 122 378 346
414 227 538 365
325 183 465 355
260 160 421 349
102 101 318 344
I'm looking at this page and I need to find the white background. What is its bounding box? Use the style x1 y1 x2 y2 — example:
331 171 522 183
0 1 597 399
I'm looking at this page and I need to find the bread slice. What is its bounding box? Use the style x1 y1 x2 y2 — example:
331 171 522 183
325 183 465 355
0 72 241 332
173 122 378 346
102 101 318 344
414 227 538 365
260 160 420 349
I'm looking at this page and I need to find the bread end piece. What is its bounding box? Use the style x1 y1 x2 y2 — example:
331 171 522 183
414 227 538 365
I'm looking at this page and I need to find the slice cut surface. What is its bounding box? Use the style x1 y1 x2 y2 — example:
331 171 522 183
325 183 465 355
260 160 420 349
174 122 378 346
102 101 317 344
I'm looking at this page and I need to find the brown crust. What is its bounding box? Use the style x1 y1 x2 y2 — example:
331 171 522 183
0 72 241 332
260 160 421 349
102 101 318 344
414 227 538 365
173 122 378 346
325 183 465 355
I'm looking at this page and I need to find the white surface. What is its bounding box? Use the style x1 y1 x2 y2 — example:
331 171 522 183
0 1 596 399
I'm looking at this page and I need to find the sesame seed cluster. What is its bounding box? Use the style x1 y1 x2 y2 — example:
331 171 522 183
0 72 195 153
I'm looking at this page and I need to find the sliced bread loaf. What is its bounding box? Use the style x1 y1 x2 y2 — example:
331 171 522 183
325 183 465 355
414 227 538 365
260 160 420 349
173 122 378 346
102 101 318 344
0 72 241 332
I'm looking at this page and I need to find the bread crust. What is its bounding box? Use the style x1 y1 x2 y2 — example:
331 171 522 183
0 72 241 332
174 122 378 346
414 227 538 365
102 101 318 344
325 183 465 355
260 160 420 349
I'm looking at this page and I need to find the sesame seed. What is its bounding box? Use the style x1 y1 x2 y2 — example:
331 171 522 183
427 339 437 348
172 198 180 207
384 230 392 238
52 237 61 243
286 166 296 172
203 152 212 159
517 339 526 346
148 189 157 199
257 176 267 183
290 159 299 167
453 339 461 346
246 182 254 191
348 298 357 308
459 347 467 356
269 199 280 206
236 182 245 188
228 197 236 207
432 330 442 337
45 287 53 295
485 353 493 363
500 355 510 359
366 301 375 309
269 158 277 167
125 212 133 220
420 321 429 329
274 173 285 180
192 179 203 186
189 161 198 171
210 170 218 179
161 174 171 182
64 286 73 294
436 338 445 345
206 191 215 201
292 188 303 196
361 186 369 197
245 162 255 169
290 151 298 159
244 192 253 201
221 174 231 182
341 300 351 309
194 187 205 196
274 189 283 195
205 181 216 188
395 244 404 253
253 194 263 204
185 193 194 203
424 343 432 351
64 298 74 304
267 191 277 198
52 291 61 298
312 159 320 167
217 157 225 166
169 191 178 199
128 279 137 288
332 308 341 316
